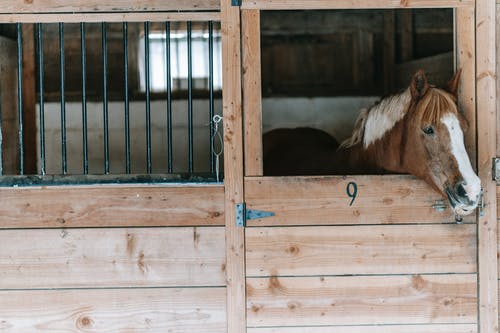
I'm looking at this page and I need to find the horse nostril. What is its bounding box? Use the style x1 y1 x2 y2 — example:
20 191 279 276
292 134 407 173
455 181 467 199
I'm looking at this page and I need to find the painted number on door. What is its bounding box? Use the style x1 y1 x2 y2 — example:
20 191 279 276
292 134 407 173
346 181 358 206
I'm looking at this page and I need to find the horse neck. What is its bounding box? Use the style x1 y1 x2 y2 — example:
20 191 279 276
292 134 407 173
335 119 407 174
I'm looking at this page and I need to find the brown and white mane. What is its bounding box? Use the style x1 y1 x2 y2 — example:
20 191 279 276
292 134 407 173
263 70 481 216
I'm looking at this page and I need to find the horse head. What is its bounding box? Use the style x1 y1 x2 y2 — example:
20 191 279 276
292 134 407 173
401 70 480 216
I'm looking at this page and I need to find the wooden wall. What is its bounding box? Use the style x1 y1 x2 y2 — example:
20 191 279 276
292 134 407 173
0 184 227 332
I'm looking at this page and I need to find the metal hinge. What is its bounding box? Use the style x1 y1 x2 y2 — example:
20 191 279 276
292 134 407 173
231 0 242 6
236 203 275 227
493 157 500 181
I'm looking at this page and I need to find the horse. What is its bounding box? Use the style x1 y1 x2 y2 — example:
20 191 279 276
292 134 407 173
263 70 481 216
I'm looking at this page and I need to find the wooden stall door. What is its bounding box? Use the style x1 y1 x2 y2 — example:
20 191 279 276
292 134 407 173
240 6 486 333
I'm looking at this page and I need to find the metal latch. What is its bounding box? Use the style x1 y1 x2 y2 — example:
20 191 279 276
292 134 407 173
236 203 275 227
493 157 500 181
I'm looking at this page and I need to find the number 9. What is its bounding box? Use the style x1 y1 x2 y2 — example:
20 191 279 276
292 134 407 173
346 181 358 206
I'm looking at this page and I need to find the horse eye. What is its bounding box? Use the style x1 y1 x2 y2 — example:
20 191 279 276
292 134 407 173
422 126 435 135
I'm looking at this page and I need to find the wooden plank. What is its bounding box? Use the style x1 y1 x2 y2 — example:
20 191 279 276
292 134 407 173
456 7 476 169
247 324 477 333
497 5 500 156
245 176 472 226
21 24 37 175
0 287 226 332
0 185 224 228
398 10 414 62
0 227 225 288
0 12 220 24
383 10 395 93
476 0 498 332
0 0 219 14
242 10 263 177
247 274 477 327
221 1 246 332
246 224 476 277
241 0 474 9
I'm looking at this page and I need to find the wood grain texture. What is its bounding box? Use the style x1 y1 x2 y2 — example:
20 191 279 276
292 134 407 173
242 10 263 176
0 287 226 332
456 7 476 169
241 0 473 9
221 1 246 332
0 227 225 289
245 176 471 226
476 0 498 332
0 0 219 13
0 12 220 23
247 324 477 333
0 185 224 228
246 224 476 277
247 274 477 327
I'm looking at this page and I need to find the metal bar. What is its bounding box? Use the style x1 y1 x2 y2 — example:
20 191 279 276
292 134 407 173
59 23 67 175
165 21 173 173
144 21 152 174
123 22 131 174
37 23 46 175
16 23 24 175
81 22 88 174
187 21 193 174
102 22 109 174
208 21 215 174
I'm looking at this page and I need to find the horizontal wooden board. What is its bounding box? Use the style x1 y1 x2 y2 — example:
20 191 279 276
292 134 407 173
246 224 476 277
245 176 472 226
0 287 226 332
241 0 473 9
0 227 225 288
0 12 220 23
0 185 224 228
247 274 477 327
247 324 477 333
0 0 219 13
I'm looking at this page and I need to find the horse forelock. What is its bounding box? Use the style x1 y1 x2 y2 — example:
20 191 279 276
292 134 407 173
339 88 412 149
416 88 459 126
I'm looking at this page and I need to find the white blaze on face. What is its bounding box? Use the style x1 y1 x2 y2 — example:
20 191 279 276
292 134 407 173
441 113 481 202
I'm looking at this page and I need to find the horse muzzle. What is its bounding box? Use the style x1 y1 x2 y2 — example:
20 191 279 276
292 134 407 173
445 182 479 216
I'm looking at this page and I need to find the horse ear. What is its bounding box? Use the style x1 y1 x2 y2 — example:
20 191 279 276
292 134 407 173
410 70 429 100
447 68 462 97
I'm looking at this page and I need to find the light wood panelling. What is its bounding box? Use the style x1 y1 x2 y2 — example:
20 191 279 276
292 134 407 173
245 176 470 226
456 7 476 168
0 0 219 13
0 185 224 228
246 224 476 277
242 10 263 176
247 274 477 327
241 0 473 9
247 324 477 333
0 12 220 23
476 0 499 331
0 227 225 289
221 1 246 332
0 287 226 332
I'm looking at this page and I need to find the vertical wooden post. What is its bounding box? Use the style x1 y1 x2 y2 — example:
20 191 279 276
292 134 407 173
383 10 395 93
242 10 262 176
399 10 414 63
22 23 37 174
475 0 498 332
221 1 246 332
456 7 476 168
